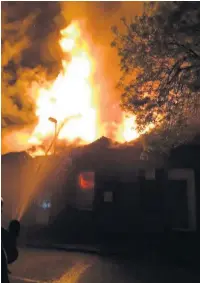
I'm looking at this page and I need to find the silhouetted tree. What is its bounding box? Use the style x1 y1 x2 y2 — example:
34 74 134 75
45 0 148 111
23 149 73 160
112 2 200 152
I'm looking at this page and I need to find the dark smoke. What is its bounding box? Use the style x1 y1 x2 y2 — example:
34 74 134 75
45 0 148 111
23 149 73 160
1 1 145 154
1 1 67 154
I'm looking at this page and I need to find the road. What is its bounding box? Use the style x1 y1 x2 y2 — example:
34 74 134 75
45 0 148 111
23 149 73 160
9 248 200 283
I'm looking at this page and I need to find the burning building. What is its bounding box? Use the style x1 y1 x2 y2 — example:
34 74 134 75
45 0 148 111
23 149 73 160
22 20 145 158
1 18 145 228
1 9 200 245
2 136 199 240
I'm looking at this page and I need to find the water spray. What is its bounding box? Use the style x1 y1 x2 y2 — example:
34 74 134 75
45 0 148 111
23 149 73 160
17 114 81 221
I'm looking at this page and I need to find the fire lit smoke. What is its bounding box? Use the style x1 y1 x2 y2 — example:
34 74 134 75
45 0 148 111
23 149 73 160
2 2 146 156
27 20 142 157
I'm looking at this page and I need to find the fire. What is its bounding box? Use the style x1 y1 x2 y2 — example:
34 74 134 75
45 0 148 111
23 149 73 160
28 21 98 156
116 114 154 143
113 116 136 143
27 21 144 157
121 115 139 142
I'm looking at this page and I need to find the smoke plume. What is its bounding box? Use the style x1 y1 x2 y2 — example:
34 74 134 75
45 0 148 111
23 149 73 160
1 1 67 154
1 1 144 154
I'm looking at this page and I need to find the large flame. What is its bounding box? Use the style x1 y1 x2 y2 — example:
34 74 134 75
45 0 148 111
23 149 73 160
121 115 140 142
27 21 141 157
28 21 99 156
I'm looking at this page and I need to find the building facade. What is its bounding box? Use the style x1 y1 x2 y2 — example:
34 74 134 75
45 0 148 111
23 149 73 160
2 138 200 237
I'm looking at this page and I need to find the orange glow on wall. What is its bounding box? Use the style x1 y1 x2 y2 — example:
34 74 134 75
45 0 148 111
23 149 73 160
78 171 95 190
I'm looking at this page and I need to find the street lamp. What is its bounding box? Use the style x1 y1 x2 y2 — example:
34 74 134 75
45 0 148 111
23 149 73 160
48 117 58 155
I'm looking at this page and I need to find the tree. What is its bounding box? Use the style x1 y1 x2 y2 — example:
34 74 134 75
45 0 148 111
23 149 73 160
112 2 200 152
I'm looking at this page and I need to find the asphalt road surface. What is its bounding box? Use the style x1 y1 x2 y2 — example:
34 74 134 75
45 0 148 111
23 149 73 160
9 248 200 283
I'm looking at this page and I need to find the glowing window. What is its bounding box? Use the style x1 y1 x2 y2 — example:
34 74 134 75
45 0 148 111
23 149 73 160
78 171 95 190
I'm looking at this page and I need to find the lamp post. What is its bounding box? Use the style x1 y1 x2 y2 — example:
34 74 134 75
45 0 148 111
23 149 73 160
48 117 58 155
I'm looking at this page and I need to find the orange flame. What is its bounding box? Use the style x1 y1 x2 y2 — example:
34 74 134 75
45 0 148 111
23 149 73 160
119 115 139 142
27 21 144 157
28 21 98 156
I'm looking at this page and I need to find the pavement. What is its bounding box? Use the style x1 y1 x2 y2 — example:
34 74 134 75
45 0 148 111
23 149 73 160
26 242 101 254
24 237 200 267
21 227 200 269
9 248 200 283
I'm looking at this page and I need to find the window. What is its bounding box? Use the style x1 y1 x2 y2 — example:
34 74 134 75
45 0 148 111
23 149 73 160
104 192 113 203
76 171 95 210
78 171 95 190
